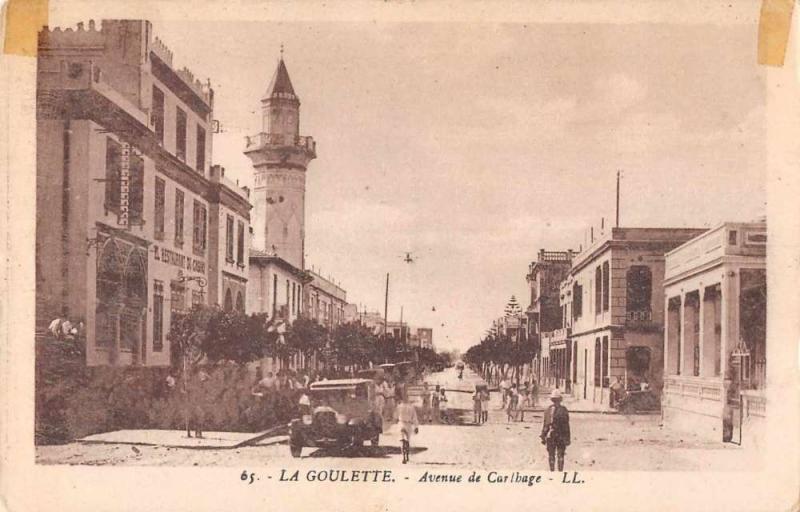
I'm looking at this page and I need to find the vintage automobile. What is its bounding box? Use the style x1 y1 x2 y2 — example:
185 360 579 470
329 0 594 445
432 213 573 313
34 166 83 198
288 379 383 457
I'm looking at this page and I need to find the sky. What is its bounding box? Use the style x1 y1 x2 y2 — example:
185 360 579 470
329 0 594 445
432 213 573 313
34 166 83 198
51 13 768 353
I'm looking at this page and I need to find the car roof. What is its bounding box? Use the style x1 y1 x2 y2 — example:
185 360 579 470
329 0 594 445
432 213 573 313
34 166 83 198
309 378 373 390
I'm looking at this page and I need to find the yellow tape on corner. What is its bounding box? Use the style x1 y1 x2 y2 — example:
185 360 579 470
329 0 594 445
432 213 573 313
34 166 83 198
3 0 48 57
758 0 795 67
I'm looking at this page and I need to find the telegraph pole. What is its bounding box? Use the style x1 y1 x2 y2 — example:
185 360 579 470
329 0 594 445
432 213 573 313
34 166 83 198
616 170 621 228
383 273 389 339
400 305 404 346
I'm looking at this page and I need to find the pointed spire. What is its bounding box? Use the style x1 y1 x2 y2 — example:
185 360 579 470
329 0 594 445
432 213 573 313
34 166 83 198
264 51 297 100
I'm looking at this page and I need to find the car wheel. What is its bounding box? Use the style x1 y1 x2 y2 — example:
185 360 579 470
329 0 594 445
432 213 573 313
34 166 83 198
290 443 302 458
370 435 380 447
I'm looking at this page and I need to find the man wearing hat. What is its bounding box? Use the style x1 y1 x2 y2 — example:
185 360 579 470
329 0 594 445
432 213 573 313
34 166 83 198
540 389 571 472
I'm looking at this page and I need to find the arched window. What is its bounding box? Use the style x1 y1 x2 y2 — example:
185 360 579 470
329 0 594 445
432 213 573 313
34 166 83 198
626 266 652 314
120 247 147 351
95 237 147 352
95 238 125 347
224 289 233 311
236 291 245 312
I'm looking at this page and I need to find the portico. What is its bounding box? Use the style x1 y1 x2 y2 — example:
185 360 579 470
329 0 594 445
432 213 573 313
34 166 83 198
662 221 766 444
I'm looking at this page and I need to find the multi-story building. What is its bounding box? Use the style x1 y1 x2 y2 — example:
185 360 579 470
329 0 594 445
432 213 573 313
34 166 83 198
565 227 706 405
386 321 410 343
36 19 235 366
304 271 347 329
662 221 766 443
526 249 574 346
208 165 251 312
359 311 387 336
247 250 309 322
527 249 574 387
343 303 359 323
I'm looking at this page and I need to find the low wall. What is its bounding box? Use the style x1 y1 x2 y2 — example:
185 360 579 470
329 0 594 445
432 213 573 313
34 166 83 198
662 376 725 442
35 336 301 444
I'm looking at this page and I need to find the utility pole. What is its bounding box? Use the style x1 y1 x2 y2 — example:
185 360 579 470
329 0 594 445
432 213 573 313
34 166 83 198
400 305 404 347
616 170 621 228
383 273 389 339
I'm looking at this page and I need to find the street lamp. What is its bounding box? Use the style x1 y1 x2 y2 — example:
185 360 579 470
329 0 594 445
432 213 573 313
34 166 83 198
177 270 208 302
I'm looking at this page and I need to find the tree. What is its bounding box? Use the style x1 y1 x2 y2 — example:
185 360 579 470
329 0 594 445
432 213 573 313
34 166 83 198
332 322 376 371
169 306 276 367
168 305 218 370
286 317 327 369
204 310 272 364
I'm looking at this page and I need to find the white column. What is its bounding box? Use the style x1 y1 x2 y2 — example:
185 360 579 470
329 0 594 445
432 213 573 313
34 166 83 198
720 270 738 378
679 293 686 376
698 289 705 377
663 294 670 377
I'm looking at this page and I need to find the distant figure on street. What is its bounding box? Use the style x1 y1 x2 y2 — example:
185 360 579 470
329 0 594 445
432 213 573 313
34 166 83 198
438 388 449 423
472 386 482 424
540 389 571 472
480 388 490 423
375 378 388 428
609 377 624 408
507 383 519 422
520 381 531 408
298 391 311 417
431 385 441 423
421 383 432 422
396 393 420 464
499 376 512 409
384 379 397 423
187 369 210 438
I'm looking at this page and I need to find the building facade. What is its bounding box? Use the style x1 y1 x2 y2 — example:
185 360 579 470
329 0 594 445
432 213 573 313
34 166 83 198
304 271 347 329
386 321 410 343
662 221 766 443
565 228 706 405
36 20 228 366
526 249 574 344
358 311 387 336
208 165 251 312
527 249 574 386
244 56 316 270
416 328 434 350
247 251 309 323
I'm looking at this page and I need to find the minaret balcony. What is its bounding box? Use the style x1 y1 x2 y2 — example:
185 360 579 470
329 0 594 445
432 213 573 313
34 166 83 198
244 132 316 156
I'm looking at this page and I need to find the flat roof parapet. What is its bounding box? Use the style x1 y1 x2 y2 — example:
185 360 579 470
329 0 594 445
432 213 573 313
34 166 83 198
175 66 212 104
39 20 105 48
151 36 174 66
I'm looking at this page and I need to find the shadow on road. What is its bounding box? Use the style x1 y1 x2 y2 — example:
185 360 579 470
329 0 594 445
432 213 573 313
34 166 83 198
306 445 429 459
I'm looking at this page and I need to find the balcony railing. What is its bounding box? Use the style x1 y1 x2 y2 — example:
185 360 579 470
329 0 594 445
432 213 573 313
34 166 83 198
626 309 652 322
245 132 316 154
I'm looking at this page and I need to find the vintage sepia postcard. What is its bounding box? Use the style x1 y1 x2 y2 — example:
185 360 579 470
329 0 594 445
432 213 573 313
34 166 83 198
1 0 799 511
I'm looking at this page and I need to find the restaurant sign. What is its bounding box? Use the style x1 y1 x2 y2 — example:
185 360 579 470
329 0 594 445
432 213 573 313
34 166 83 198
153 244 206 274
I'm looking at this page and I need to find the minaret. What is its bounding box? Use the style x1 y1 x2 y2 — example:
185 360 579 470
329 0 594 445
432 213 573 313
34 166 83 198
245 52 316 269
